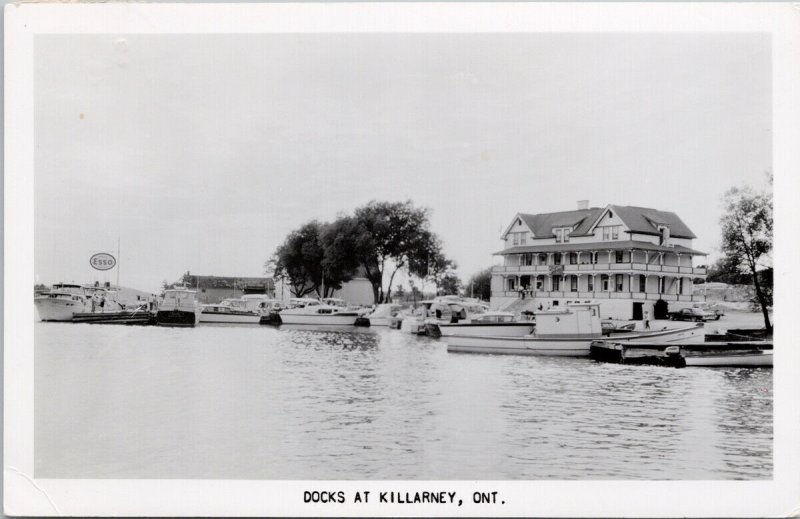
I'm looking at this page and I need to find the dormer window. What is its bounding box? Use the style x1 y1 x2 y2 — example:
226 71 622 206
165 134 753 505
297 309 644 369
554 227 571 243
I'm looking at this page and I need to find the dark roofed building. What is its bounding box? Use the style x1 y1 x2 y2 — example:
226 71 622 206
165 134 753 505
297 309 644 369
493 202 708 320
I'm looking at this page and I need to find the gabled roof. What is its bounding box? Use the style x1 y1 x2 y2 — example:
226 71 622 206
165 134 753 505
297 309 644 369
608 205 697 239
516 207 605 239
506 205 697 240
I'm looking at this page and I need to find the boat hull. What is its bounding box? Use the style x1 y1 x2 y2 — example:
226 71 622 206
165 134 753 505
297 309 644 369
72 311 154 325
447 323 704 357
156 310 199 327
683 351 772 367
35 298 83 322
199 311 261 324
439 322 535 338
278 313 360 326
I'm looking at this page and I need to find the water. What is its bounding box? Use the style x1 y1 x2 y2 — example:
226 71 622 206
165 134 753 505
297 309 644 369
34 322 772 479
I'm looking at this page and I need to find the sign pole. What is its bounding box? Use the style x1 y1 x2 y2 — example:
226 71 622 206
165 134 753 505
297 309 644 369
116 237 120 289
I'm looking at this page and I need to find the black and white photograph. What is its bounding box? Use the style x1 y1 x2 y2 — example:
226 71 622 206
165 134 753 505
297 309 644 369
5 2 800 516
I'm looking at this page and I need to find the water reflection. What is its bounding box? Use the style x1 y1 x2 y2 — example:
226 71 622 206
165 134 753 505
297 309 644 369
34 323 772 479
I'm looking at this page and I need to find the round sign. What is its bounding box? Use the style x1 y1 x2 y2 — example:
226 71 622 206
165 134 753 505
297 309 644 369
90 253 116 271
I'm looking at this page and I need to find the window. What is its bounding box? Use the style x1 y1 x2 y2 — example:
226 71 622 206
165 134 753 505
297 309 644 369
512 233 520 246
570 276 578 292
563 229 570 243
536 277 543 290
519 233 527 245
601 274 609 291
555 229 563 243
588 276 594 292
612 226 620 239
603 227 610 240
569 253 578 265
507 278 517 291
639 275 646 293
615 251 624 263
554 254 562 265
552 276 561 291
615 274 624 292
521 253 533 266
679 278 684 295
591 252 598 264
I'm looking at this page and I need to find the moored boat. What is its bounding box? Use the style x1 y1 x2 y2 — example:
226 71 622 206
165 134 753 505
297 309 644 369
34 283 89 321
590 340 772 368
156 287 201 327
278 299 361 326
438 312 534 338
365 304 404 327
199 299 262 324
446 303 704 357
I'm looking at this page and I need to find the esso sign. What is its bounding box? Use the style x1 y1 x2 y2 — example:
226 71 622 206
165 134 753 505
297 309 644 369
90 253 116 271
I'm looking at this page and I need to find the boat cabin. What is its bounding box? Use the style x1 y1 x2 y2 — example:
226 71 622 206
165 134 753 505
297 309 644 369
534 303 602 337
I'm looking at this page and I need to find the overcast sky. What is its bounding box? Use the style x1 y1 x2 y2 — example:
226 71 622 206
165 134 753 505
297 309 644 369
35 33 771 293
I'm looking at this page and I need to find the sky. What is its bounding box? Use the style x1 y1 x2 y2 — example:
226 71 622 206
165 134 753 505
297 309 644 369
34 33 771 293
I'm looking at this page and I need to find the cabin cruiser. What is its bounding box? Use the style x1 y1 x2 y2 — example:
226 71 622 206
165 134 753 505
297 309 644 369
365 304 404 327
156 287 200 327
438 311 535 338
199 298 262 324
446 303 704 357
34 283 89 321
278 299 362 326
399 300 451 334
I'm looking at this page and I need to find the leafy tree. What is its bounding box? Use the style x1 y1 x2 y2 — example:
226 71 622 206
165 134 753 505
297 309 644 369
268 221 326 298
351 200 453 304
319 217 363 297
719 181 773 333
394 284 406 300
438 273 463 296
465 267 492 301
705 255 752 285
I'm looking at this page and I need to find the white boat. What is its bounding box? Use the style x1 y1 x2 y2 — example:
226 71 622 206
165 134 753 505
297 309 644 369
156 287 201 327
447 303 704 357
34 283 89 321
682 349 772 367
366 304 404 326
438 312 535 337
278 300 361 326
399 298 458 334
199 299 262 324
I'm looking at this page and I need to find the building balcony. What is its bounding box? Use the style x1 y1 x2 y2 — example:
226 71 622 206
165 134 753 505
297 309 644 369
493 290 706 302
493 264 707 276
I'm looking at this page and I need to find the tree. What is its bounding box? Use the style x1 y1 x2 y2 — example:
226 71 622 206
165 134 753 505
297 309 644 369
319 217 362 297
465 267 492 301
705 255 752 285
351 200 453 304
438 273 463 296
719 181 773 333
268 221 326 298
394 284 406 301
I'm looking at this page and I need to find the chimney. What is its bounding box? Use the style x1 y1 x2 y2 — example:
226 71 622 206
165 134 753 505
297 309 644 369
577 200 589 210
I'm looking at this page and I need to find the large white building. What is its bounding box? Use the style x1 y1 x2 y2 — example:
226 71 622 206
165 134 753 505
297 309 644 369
491 201 708 320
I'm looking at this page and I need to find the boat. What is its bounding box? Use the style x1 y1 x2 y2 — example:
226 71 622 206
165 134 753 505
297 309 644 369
199 298 262 324
590 340 772 368
446 303 704 357
438 311 535 338
363 304 404 327
34 283 90 321
278 299 362 326
400 297 480 335
156 287 201 327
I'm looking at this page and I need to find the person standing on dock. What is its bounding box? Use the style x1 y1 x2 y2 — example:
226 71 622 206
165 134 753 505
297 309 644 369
643 309 651 330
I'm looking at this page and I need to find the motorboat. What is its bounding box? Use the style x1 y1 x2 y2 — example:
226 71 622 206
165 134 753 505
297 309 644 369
399 300 450 334
34 283 89 321
446 303 704 357
438 311 534 338
156 287 201 327
365 304 404 327
278 300 361 326
590 340 772 368
199 298 262 324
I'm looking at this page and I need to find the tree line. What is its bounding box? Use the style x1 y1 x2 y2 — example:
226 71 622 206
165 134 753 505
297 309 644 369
266 200 460 304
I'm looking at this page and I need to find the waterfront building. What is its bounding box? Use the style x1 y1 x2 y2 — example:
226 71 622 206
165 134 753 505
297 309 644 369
491 201 708 320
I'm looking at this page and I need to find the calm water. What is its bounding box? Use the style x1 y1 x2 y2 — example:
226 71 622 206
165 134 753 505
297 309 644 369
35 322 772 479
